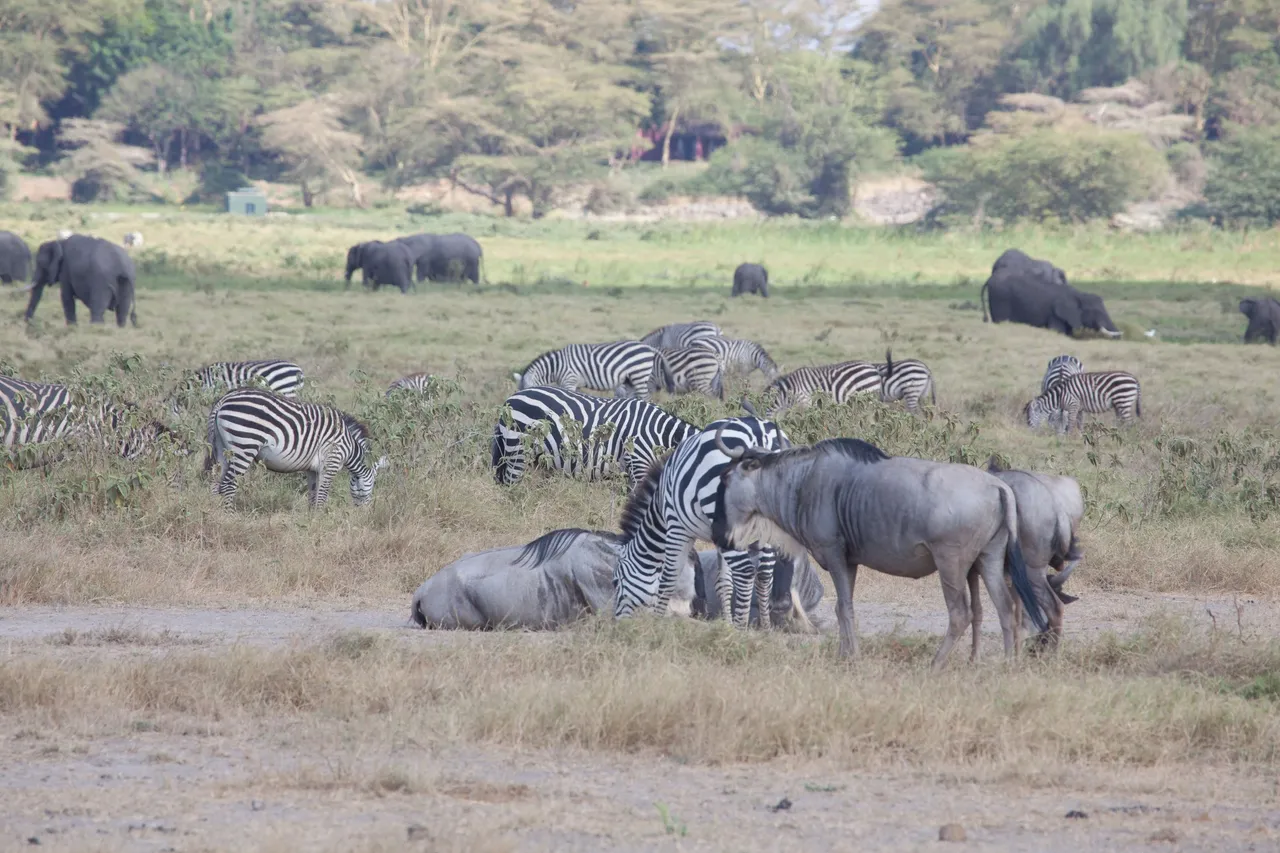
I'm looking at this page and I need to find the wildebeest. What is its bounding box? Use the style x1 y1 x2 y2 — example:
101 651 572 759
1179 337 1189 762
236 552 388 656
710 433 1048 669
732 262 768 298
985 457 1084 647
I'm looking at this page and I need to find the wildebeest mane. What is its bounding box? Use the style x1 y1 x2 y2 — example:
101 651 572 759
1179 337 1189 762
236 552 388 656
756 437 889 468
985 454 1009 473
619 454 667 543
515 527 622 568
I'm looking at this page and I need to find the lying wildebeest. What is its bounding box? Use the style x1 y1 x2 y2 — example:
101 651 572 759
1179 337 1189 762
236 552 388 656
710 432 1048 669
411 527 818 631
985 457 1084 648
732 262 768 298
692 548 823 633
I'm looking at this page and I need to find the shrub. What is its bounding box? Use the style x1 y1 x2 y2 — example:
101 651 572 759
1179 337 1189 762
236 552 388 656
925 127 1169 224
1203 124 1280 227
583 181 632 215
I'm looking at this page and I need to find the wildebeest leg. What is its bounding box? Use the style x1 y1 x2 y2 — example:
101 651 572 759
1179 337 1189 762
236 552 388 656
931 557 972 671
814 547 858 658
968 567 983 663
974 541 1018 660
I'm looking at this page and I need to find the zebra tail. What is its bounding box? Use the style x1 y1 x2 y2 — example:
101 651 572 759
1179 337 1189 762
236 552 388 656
657 354 676 394
931 376 937 405
883 348 894 378
712 366 725 402
202 411 218 474
1136 387 1142 418
489 423 508 484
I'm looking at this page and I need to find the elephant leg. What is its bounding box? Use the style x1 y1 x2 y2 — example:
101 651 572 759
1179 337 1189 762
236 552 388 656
86 283 111 324
60 284 78 325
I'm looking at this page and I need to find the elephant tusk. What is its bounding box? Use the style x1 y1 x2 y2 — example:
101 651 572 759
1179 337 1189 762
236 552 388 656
1102 329 1123 338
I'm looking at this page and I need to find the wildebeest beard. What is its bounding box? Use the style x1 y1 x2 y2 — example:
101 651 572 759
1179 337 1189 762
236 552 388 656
710 472 807 559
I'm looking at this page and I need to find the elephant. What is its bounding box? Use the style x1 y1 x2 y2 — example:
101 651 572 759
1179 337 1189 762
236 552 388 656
0 231 31 284
24 235 137 327
989 248 1068 290
981 269 1120 339
732 262 768 297
1240 296 1280 345
343 240 415 294
394 232 483 284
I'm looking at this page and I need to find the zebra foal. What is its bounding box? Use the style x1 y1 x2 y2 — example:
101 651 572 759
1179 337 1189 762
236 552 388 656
492 387 696 487
170 360 304 418
1025 371 1141 434
1 375 167 466
514 341 674 400
387 372 436 396
205 389 386 509
1040 355 1084 394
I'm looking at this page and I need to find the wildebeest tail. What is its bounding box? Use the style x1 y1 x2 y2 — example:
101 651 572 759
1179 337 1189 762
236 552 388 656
980 279 990 322
410 595 427 628
999 485 1048 633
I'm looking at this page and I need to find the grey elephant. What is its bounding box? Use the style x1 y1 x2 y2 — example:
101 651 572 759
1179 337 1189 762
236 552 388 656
732 262 768 297
981 257 1120 338
343 240 415 294
0 231 31 284
1240 296 1280 345
24 235 137 327
394 232 483 284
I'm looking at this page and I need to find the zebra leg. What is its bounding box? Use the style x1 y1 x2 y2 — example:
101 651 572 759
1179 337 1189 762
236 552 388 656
654 527 695 615
723 549 757 628
753 547 776 630
216 449 255 509
715 550 733 622
311 455 344 508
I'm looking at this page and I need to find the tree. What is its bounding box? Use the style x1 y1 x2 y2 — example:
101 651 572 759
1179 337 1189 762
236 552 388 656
1183 0 1280 77
257 98 364 206
1203 124 1280 225
55 118 154 202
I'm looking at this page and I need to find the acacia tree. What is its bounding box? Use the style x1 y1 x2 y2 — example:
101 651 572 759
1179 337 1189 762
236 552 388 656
257 98 364 206
55 118 154 201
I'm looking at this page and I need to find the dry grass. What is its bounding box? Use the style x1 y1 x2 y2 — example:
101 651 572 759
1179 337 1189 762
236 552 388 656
2 617 1278 770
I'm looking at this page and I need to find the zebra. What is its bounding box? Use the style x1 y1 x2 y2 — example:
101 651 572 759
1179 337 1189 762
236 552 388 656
492 386 697 487
1 376 167 465
690 337 780 381
613 417 790 628
204 388 386 509
1041 354 1084 394
657 347 725 399
386 372 435 396
876 350 936 412
513 341 675 400
765 360 881 417
170 360 304 419
1024 371 1141 434
640 320 722 350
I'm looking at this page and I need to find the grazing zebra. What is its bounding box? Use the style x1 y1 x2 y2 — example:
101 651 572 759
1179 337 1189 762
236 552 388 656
1025 371 1141 434
640 320 722 350
1041 354 1084 394
765 360 881 417
386 372 435 396
690 337 780 380
658 347 725 399
613 417 790 628
205 389 386 509
513 341 675 400
1 376 167 465
492 387 697 487
877 350 936 412
170 360 304 418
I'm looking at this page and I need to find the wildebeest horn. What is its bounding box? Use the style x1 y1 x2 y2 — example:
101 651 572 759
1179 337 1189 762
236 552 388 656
714 425 744 460
740 397 759 418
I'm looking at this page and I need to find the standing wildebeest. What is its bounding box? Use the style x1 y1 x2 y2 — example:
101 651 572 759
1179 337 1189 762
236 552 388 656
0 231 31 283
981 249 1120 338
1240 297 1280 345
985 457 1084 647
344 240 415 293
710 434 1048 669
732 263 768 298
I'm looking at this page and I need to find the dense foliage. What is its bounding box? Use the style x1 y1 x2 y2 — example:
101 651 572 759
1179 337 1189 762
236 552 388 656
1 0 1279 223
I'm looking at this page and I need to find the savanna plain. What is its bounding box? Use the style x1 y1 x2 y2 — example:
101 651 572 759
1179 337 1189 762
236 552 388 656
4 209 1280 851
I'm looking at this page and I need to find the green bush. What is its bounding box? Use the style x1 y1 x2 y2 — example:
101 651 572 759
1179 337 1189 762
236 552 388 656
925 127 1169 224
1203 124 1280 226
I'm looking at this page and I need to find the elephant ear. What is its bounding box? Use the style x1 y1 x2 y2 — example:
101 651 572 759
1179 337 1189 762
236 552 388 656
1051 294 1084 334
45 240 65 282
1240 298 1257 317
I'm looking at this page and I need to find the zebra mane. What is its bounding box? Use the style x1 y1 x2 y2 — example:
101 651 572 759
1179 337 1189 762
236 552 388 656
514 528 622 568
619 454 668 544
519 349 555 374
342 413 370 441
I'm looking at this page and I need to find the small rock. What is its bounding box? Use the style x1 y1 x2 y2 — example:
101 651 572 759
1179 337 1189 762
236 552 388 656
1148 828 1179 843
939 823 967 842
251 800 265 811
27 838 39 846
770 797 792 812
1065 810 1088 819
407 824 429 842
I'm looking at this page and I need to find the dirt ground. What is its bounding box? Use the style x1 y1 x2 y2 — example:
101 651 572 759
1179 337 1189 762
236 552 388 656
3 587 1280 852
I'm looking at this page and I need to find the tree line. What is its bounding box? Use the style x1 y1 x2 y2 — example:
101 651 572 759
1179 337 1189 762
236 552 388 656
2 0 1279 224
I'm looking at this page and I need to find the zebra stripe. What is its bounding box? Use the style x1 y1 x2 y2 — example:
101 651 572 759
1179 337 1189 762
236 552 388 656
658 347 725 399
690 337 780 380
171 360 304 418
1025 371 1141 433
515 341 674 400
492 386 697 487
613 417 790 627
766 361 880 416
1041 354 1084 394
1 375 166 464
640 320 722 350
205 388 385 509
877 350 935 412
387 372 435 395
